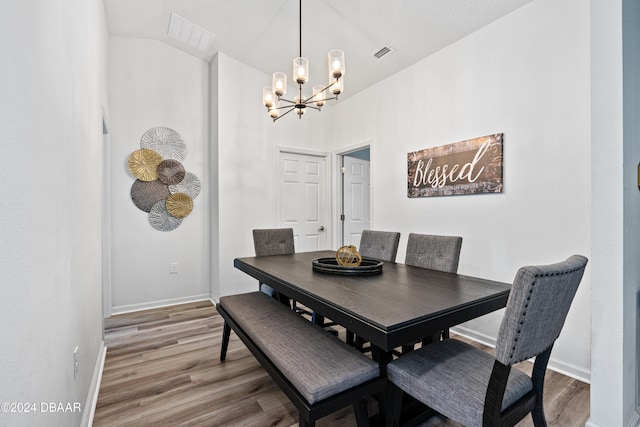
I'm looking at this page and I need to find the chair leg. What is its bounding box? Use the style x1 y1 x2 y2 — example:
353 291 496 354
386 382 404 427
401 344 414 353
441 328 450 340
220 321 231 361
352 399 370 427
346 330 355 346
531 347 553 427
532 407 548 427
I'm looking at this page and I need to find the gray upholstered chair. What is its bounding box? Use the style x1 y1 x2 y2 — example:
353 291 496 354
358 230 401 262
347 230 401 349
386 255 588 427
404 233 463 343
405 233 463 273
253 228 315 318
252 228 296 307
253 228 295 258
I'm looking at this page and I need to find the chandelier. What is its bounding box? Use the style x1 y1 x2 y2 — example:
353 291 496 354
262 0 345 121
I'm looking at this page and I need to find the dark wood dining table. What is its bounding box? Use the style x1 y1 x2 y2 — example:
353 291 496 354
234 250 511 368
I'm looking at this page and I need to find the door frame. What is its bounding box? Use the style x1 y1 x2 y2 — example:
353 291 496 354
332 141 373 248
101 106 112 321
276 146 332 249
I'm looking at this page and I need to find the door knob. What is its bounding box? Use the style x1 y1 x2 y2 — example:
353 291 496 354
318 226 325 231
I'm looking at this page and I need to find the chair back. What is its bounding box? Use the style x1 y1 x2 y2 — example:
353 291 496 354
359 230 401 262
405 233 463 273
253 228 295 257
495 255 588 366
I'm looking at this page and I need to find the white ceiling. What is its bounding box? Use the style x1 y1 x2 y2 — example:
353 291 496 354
104 0 535 99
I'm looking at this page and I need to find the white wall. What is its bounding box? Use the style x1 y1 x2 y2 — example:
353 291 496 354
108 37 210 312
0 0 109 425
211 53 332 300
330 0 591 381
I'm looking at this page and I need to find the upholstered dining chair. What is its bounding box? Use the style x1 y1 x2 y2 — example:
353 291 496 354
358 230 401 262
253 228 316 318
386 255 588 427
347 230 401 349
405 233 463 273
401 233 463 348
252 228 296 306
405 233 463 344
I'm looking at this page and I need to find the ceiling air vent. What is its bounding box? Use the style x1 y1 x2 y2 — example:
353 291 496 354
373 46 393 59
167 12 215 52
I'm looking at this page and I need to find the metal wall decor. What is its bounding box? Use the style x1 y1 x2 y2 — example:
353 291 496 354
140 127 187 161
408 133 503 198
128 148 163 181
169 172 201 199
157 159 186 185
127 127 201 231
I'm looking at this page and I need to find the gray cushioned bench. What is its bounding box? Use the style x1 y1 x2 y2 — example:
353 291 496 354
217 291 386 427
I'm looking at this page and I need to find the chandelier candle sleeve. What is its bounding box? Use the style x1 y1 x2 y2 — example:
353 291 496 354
293 57 309 84
294 94 305 116
312 85 325 107
262 86 274 108
272 72 287 97
328 50 345 78
331 76 343 95
269 101 280 119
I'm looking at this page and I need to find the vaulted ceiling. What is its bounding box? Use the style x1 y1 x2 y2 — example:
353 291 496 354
104 0 535 99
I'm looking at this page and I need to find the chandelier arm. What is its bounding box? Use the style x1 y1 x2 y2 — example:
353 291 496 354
302 95 339 105
310 79 340 98
273 106 297 121
305 105 321 111
277 97 297 105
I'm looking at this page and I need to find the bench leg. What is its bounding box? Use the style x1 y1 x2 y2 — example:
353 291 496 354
220 321 231 361
353 399 370 427
299 414 314 427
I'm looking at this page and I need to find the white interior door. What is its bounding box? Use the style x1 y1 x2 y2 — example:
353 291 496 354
278 151 329 252
342 155 370 248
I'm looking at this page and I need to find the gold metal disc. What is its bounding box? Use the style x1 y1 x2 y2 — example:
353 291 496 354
128 148 163 181
165 193 193 218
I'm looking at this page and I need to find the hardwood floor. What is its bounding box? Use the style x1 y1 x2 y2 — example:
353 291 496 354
93 300 590 427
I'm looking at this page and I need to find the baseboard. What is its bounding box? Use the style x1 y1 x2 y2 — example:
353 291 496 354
451 325 591 383
586 409 640 427
81 342 106 427
111 294 212 315
451 325 498 347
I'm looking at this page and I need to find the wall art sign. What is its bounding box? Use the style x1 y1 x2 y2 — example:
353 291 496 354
127 127 201 231
407 133 503 198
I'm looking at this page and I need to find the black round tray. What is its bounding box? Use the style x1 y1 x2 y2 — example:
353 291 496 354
312 257 383 276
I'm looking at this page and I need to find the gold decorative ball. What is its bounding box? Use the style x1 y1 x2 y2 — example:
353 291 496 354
336 245 362 266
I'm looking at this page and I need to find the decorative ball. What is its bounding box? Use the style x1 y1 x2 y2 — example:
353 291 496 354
336 245 362 266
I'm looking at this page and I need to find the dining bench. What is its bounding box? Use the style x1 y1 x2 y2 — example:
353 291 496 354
217 291 386 427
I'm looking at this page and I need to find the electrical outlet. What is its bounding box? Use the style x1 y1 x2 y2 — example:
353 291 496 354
73 347 79 379
170 262 178 274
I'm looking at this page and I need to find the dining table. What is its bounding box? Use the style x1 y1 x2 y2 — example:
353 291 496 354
234 250 511 368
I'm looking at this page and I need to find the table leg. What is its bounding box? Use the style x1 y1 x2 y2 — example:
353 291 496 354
311 312 325 326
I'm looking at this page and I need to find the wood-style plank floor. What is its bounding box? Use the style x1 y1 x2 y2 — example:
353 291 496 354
93 300 590 427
